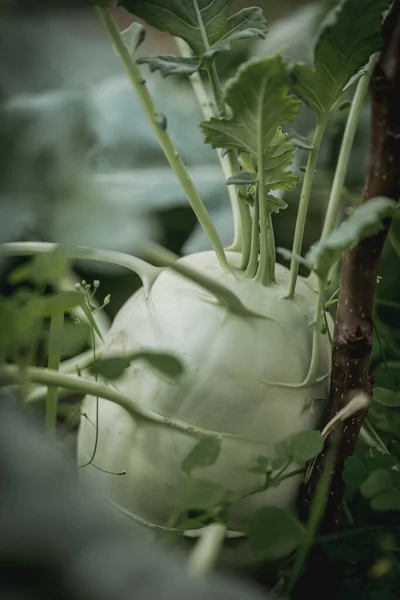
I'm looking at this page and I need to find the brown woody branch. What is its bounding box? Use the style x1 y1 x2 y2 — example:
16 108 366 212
301 0 400 531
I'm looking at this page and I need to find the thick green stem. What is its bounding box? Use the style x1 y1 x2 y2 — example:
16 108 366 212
245 201 260 278
96 7 227 268
45 309 64 435
320 55 378 241
186 523 226 575
0 241 161 295
287 116 328 297
0 365 265 444
176 38 252 261
255 94 274 286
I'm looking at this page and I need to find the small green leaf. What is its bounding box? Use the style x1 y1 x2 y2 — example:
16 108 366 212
40 292 83 314
114 22 146 57
59 322 90 357
306 197 397 278
90 356 132 380
286 129 315 151
181 437 221 476
291 0 386 114
137 55 200 77
134 351 184 378
80 301 104 343
279 430 323 463
120 0 267 61
343 455 369 486
248 507 305 561
371 489 400 512
262 128 299 196
172 479 227 511
373 387 400 408
248 456 272 474
226 171 258 185
201 56 300 158
9 254 70 286
360 469 393 499
90 351 183 380
266 194 288 214
364 448 399 471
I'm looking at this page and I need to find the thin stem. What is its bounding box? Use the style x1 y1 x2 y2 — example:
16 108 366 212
46 309 64 435
96 7 227 268
181 31 252 266
186 523 226 575
320 55 378 241
0 365 270 445
364 417 390 454
287 448 335 594
389 227 400 260
0 241 161 295
176 37 251 259
303 277 326 385
287 115 328 298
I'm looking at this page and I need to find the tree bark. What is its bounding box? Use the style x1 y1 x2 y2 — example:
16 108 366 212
301 0 400 531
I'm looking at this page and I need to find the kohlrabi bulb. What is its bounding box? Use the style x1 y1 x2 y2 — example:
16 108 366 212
78 251 331 534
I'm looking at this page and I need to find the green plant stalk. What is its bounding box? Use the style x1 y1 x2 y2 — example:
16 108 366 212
45 309 64 435
287 447 336 594
287 115 328 298
186 523 226 575
389 228 400 260
175 38 252 263
302 277 326 385
320 55 378 242
96 7 227 269
1 241 162 295
0 364 268 444
256 106 275 286
245 197 260 278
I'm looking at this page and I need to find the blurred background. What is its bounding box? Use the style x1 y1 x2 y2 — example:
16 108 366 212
0 0 398 377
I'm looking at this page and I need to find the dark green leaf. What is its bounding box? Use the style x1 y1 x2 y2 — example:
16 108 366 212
120 1 267 59
371 489 400 512
201 56 300 158
90 351 183 380
248 507 305 560
90 356 132 380
134 351 184 378
343 455 369 486
248 456 271 474
306 197 397 278
181 437 221 475
172 479 227 510
373 387 400 408
364 448 399 471
226 171 258 185
137 55 200 78
291 0 386 114
360 469 394 499
279 430 323 463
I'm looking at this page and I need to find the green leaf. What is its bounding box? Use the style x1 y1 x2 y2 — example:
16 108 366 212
40 292 84 314
9 254 70 286
266 194 288 214
373 387 400 408
181 437 221 476
134 351 184 377
120 22 146 56
90 356 132 380
262 128 299 193
226 171 258 185
343 455 370 487
90 351 183 380
59 322 90 357
248 507 305 561
360 469 393 499
286 129 315 151
119 1 267 60
306 197 397 278
371 489 400 512
364 448 399 471
291 0 386 114
172 479 227 511
201 56 300 157
137 55 200 78
248 456 272 474
279 430 323 463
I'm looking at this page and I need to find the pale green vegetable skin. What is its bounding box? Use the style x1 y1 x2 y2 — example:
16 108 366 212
78 251 331 532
